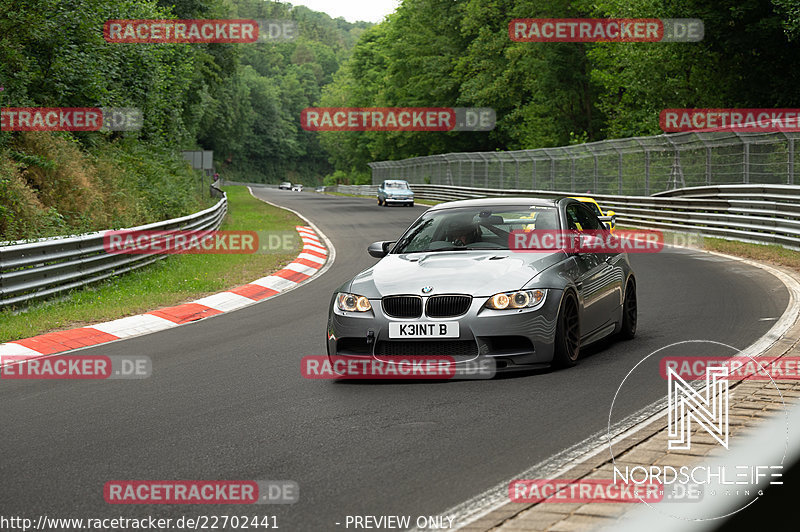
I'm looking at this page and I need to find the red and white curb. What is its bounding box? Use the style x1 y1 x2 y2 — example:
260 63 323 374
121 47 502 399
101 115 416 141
0 225 328 363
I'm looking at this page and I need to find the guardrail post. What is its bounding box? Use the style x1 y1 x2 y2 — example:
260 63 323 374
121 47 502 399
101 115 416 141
743 141 750 184
569 153 575 193
471 159 475 187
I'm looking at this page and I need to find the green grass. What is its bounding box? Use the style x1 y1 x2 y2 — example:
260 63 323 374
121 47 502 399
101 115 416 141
702 238 800 272
0 186 304 343
616 224 800 273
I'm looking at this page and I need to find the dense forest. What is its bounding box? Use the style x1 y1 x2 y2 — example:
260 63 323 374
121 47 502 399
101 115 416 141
321 0 800 178
2 0 800 239
0 0 368 238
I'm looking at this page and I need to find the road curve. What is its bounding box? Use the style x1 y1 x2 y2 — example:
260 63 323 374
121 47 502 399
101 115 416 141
0 188 789 530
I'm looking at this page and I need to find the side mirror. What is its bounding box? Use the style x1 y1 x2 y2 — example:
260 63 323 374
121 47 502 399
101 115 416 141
598 214 616 230
367 241 395 258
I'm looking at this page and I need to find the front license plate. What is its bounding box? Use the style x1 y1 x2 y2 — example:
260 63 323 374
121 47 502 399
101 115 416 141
389 322 459 339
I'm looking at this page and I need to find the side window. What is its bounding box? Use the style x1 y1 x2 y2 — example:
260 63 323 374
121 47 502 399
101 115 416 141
566 204 602 231
565 205 582 230
574 204 603 230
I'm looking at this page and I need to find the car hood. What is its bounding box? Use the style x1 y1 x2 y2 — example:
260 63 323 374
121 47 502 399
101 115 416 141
348 251 565 298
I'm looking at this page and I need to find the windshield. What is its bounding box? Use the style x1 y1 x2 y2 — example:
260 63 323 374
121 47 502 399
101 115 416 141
385 182 409 189
393 205 559 253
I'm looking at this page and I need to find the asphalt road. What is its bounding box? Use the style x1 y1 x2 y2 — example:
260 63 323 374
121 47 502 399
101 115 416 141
0 188 789 530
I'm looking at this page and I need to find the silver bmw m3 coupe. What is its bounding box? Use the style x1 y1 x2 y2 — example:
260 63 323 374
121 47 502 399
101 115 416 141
326 197 637 373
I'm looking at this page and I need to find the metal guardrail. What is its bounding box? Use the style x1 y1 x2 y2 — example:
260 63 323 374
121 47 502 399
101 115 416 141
0 194 228 309
369 130 799 195
333 183 800 250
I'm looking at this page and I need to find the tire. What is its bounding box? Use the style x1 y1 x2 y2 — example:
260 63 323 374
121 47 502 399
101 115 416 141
553 291 580 367
617 278 637 340
378 197 383 205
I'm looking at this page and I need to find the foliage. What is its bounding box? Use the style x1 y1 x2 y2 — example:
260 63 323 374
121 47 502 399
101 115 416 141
318 0 800 172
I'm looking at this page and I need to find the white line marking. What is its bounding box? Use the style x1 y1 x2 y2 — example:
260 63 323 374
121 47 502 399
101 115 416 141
296 252 326 265
250 275 297 292
0 342 45 358
91 314 176 338
428 250 800 532
247 187 337 292
194 292 256 312
303 243 328 254
284 262 319 275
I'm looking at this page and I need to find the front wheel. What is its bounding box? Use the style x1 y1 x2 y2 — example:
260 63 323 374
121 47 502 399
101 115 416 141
377 197 383 205
617 279 637 340
553 291 580 367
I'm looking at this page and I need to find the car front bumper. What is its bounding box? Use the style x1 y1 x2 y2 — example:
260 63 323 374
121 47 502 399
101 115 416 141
383 196 414 204
326 290 563 372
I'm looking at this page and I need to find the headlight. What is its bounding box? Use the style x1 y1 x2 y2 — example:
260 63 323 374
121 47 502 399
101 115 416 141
485 289 546 310
337 293 372 312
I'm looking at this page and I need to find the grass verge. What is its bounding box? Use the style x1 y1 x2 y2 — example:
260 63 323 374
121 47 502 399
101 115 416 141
618 225 800 273
703 238 800 273
0 186 304 343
